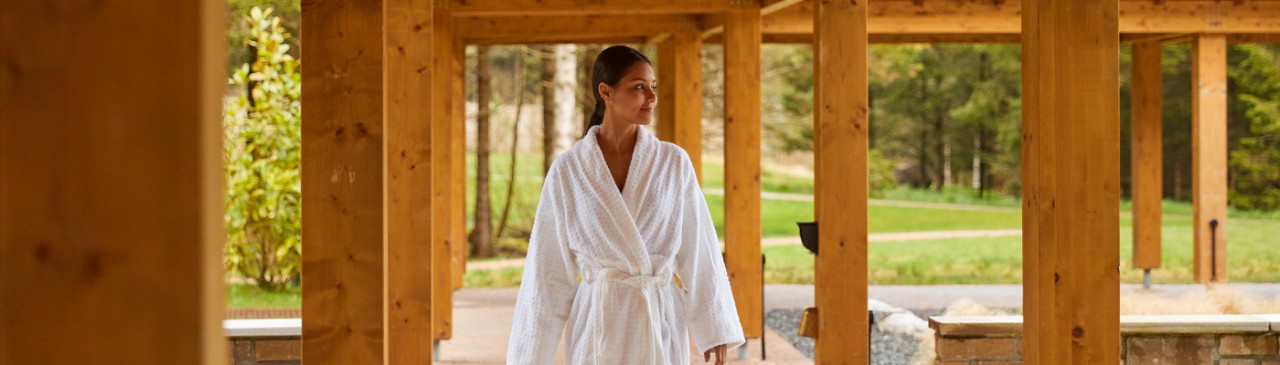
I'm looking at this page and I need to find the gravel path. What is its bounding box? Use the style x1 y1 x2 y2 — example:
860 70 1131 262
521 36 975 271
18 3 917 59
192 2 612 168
764 308 944 364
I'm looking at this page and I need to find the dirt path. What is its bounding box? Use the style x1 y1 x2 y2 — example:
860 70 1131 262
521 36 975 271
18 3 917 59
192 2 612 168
702 188 1020 213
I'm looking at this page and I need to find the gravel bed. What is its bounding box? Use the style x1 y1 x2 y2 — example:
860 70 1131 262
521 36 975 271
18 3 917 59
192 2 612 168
764 308 945 364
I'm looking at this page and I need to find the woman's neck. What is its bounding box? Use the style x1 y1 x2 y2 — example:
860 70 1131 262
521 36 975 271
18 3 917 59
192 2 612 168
597 116 639 154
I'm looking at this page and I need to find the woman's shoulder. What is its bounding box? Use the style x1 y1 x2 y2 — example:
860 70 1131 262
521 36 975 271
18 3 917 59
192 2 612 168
650 140 696 179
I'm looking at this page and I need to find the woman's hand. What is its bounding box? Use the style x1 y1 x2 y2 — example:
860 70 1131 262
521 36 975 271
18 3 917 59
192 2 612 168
703 344 727 364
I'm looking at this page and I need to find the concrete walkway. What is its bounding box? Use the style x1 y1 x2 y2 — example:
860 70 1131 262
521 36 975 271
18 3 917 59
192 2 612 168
437 288 814 365
435 283 1280 364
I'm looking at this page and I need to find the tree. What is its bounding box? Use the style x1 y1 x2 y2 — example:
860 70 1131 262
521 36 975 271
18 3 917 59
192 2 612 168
540 46 556 175
470 46 494 258
1227 45 1280 211
224 7 301 291
226 0 299 74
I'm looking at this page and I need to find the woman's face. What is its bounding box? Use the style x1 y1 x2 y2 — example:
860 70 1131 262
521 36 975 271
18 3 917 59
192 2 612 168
600 62 657 126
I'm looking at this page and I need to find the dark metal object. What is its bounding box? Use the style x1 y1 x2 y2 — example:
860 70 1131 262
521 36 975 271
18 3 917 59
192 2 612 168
1210 219 1219 282
797 221 818 255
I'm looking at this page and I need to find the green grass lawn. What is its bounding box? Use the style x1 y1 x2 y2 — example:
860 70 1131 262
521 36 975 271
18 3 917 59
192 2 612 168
464 215 1280 288
231 152 1280 306
760 215 1280 285
227 283 300 309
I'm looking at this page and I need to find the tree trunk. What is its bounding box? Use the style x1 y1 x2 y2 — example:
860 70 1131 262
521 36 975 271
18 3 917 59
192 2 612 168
578 45 602 135
916 75 930 189
470 46 494 258
932 74 946 192
554 45 578 156
973 133 982 190
495 47 526 240
541 46 556 176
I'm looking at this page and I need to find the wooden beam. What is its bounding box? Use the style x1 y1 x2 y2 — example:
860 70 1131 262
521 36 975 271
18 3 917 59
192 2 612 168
723 8 764 340
431 7 454 342
386 0 437 361
753 0 1280 36
1192 34 1229 284
448 0 757 16
1229 33 1280 44
455 15 699 43
464 36 651 46
1 0 225 363
1021 0 1121 362
702 0 807 39
813 0 869 362
1131 40 1164 271
303 0 440 362
657 30 706 183
1116 32 1279 45
713 33 1023 44
452 41 468 290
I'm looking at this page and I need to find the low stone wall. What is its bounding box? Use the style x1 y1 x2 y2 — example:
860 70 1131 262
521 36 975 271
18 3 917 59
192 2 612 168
929 315 1280 364
225 319 300 365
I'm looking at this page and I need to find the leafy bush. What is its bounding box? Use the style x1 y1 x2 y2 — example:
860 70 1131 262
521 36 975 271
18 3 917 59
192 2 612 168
223 7 301 291
1228 45 1280 212
869 148 898 198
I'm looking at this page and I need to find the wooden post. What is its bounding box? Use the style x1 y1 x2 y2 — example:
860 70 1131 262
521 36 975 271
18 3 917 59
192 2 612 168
1021 0 1121 363
452 40 469 290
658 30 705 183
1131 40 1163 272
1 1 225 363
385 0 437 363
301 0 436 362
431 6 455 341
1192 34 1228 283
814 0 870 362
724 8 763 340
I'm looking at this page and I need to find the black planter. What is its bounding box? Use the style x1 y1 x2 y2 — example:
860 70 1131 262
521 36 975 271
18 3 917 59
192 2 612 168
796 221 818 255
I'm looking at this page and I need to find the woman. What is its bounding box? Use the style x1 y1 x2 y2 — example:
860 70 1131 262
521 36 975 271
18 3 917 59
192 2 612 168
506 46 745 364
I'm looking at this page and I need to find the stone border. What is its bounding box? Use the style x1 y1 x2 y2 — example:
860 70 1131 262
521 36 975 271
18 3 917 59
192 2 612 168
929 314 1279 337
930 314 1280 365
224 318 301 338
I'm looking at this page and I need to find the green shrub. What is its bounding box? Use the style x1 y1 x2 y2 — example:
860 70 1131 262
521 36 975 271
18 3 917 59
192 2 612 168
869 149 898 197
223 7 301 291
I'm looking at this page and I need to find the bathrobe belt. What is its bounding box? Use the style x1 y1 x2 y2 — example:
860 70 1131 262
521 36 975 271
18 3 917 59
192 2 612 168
581 266 675 365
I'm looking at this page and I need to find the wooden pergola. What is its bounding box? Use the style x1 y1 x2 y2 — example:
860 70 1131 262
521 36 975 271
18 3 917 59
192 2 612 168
2 0 1277 364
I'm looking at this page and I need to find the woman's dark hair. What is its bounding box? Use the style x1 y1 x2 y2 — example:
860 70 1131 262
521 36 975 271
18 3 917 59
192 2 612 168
587 46 652 132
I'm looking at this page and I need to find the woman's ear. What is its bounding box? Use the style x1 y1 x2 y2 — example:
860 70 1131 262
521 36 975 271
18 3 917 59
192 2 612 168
597 82 612 102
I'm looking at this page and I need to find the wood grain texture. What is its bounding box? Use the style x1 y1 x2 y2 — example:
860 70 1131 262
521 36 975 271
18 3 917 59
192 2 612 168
455 15 699 43
753 0 1280 36
813 0 870 362
1 1 226 364
1021 0 1121 363
1192 34 1228 284
447 0 756 16
452 40 469 291
301 0 388 363
1131 40 1163 270
385 0 436 362
431 6 454 341
723 8 764 339
657 30 705 184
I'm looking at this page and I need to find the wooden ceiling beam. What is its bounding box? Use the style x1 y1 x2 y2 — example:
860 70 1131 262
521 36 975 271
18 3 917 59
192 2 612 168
701 0 807 39
447 0 758 16
455 15 699 44
708 33 1022 44
753 0 1280 35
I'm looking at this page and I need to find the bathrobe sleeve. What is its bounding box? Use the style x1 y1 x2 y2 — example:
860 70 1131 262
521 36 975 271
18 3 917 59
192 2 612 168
506 166 579 364
674 152 747 354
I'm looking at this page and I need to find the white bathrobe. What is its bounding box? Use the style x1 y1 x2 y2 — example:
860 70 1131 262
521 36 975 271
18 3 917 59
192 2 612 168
507 125 745 365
